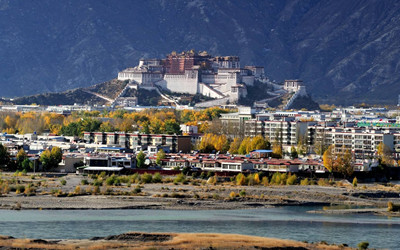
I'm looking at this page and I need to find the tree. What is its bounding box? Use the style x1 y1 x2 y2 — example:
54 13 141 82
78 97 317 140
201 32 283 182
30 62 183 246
136 151 146 168
297 134 307 155
313 130 328 156
150 119 163 134
40 147 63 171
229 137 242 154
272 143 283 158
16 149 28 169
323 145 335 172
238 137 251 155
272 124 283 158
40 150 52 171
335 149 354 178
198 134 216 153
250 135 270 151
164 119 181 135
214 135 229 153
290 146 298 159
140 121 151 134
377 142 393 166
0 144 10 168
99 121 115 132
51 147 63 165
156 149 166 165
21 158 32 171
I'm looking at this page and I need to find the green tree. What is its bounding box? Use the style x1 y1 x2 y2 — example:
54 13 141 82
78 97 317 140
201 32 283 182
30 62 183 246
156 149 166 165
51 147 63 166
21 158 32 171
0 144 10 168
150 119 163 134
16 149 27 169
140 121 151 134
136 151 146 168
40 150 52 171
99 121 115 132
290 146 298 159
164 119 181 135
60 122 81 136
40 147 63 171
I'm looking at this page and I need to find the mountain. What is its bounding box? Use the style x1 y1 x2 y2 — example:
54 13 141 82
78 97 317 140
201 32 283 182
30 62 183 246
0 0 399 105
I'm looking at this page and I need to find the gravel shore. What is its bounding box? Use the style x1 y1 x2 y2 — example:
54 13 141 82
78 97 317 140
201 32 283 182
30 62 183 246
1 173 399 211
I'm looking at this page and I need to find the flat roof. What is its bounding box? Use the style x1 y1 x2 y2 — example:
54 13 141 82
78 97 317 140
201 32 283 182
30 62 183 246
83 167 124 171
251 150 273 153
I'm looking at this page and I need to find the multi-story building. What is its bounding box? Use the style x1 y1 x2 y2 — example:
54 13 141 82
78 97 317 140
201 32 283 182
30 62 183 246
84 132 192 153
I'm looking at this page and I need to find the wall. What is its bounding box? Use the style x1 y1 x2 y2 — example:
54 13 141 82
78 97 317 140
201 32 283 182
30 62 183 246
157 71 199 95
199 83 225 98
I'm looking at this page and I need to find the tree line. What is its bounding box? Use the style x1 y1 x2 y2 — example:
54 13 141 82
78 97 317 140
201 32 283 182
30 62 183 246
0 107 231 136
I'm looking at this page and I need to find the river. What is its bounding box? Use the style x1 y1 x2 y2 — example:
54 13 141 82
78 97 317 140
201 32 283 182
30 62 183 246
0 206 399 249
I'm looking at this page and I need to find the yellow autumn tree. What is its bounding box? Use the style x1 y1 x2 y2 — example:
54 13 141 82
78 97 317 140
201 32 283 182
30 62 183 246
229 137 242 154
323 144 335 172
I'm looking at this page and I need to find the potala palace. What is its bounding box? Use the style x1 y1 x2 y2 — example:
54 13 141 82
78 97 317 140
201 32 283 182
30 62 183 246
117 50 265 104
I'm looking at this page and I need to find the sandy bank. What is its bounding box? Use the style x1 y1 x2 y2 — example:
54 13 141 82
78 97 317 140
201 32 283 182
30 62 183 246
0 232 353 249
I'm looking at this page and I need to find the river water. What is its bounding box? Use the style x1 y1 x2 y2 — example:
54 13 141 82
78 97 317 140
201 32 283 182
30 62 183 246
0 206 399 249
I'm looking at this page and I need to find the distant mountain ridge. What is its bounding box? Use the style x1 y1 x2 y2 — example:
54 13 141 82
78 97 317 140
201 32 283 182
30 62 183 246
1 0 399 105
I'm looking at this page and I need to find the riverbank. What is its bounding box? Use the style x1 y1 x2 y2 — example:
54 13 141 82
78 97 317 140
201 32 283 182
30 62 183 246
0 173 399 211
0 232 353 249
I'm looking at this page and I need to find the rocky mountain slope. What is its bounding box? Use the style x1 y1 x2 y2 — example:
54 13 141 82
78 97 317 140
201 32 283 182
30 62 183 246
0 0 399 105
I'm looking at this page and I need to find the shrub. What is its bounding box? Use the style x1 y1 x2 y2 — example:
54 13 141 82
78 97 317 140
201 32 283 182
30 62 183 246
388 201 400 212
247 174 255 186
141 173 153 184
153 173 162 183
388 201 393 212
99 171 107 179
92 185 100 195
133 185 141 194
271 172 287 185
236 173 246 186
174 173 186 184
286 174 297 185
352 177 358 187
24 185 36 196
74 185 81 194
200 172 207 179
357 241 369 250
60 179 67 185
51 189 63 197
300 178 310 186
105 175 117 186
81 179 89 185
253 173 260 184
239 189 246 197
206 171 214 178
317 178 329 186
130 173 140 183
16 185 25 194
93 179 103 186
207 176 217 185
229 191 237 199
262 176 269 186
